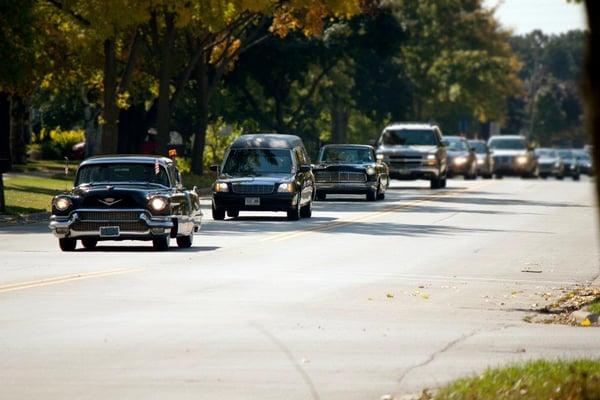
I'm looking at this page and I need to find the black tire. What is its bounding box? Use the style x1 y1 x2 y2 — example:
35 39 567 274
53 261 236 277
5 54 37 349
366 189 377 201
556 175 564 180
300 200 312 218
377 191 385 200
212 204 225 220
440 177 447 188
540 174 548 179
227 210 239 218
59 238 76 252
316 192 326 201
483 173 493 179
495 174 503 179
152 236 169 251
176 234 193 248
287 196 301 221
81 238 97 249
573 174 580 181
430 178 440 189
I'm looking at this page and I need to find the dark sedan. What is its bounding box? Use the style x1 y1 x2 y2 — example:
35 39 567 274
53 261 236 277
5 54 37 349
444 136 477 179
535 148 564 179
313 144 389 201
574 149 593 176
49 155 203 251
211 134 315 221
557 149 581 180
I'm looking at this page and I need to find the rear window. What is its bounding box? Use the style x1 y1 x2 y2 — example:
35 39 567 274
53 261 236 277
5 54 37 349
381 129 438 146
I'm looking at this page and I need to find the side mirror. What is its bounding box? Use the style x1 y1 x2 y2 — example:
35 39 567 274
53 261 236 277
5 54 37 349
299 165 311 173
209 164 219 173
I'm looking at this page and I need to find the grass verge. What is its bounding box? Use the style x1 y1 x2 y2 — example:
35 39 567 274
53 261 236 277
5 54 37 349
3 175 72 215
589 299 600 314
432 359 600 400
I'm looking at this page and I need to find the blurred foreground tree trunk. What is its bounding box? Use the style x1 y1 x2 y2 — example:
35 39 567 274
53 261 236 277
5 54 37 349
101 38 118 154
582 1 599 225
0 92 10 213
9 95 28 164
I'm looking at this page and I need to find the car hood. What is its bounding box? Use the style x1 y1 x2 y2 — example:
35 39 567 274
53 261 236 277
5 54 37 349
446 150 469 158
377 145 437 156
490 149 528 156
217 173 293 184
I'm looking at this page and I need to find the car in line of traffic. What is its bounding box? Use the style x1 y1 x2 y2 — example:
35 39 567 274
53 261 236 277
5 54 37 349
48 129 593 251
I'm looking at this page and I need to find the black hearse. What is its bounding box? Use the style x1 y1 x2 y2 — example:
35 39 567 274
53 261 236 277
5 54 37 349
210 134 315 221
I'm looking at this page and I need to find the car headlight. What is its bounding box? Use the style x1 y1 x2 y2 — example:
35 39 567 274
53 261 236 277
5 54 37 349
149 196 168 212
277 182 295 193
366 167 376 175
477 158 485 165
454 156 467 165
214 182 229 192
54 197 72 211
516 156 528 165
427 154 436 160
554 162 561 168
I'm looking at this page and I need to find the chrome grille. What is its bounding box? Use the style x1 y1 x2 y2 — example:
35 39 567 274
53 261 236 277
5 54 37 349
315 171 367 183
77 210 142 221
231 184 274 195
71 221 148 232
389 155 424 167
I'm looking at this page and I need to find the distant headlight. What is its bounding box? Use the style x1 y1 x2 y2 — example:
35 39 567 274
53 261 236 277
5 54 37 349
516 156 528 165
477 158 485 165
54 197 72 211
214 182 229 192
277 182 295 193
554 162 561 168
366 167 376 175
454 156 467 165
427 154 436 160
149 196 168 212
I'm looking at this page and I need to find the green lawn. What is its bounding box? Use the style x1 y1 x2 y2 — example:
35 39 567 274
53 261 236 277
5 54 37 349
433 359 600 400
2 175 73 215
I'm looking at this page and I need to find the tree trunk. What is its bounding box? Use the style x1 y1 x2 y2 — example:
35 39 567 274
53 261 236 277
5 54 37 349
155 14 177 156
9 95 28 164
331 97 350 144
583 0 599 228
118 104 148 153
191 59 210 175
0 92 9 213
101 38 118 154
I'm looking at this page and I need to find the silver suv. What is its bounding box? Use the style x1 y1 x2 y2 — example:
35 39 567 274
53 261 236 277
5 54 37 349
375 123 448 189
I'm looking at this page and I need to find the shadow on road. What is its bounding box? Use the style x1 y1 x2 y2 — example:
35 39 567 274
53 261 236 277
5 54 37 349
74 245 220 253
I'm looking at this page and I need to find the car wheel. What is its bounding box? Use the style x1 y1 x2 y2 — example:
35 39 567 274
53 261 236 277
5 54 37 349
556 175 564 180
430 178 440 189
495 174 503 179
152 236 169 251
440 177 447 188
483 173 493 179
287 196 301 221
366 189 377 201
227 210 239 219
573 174 580 181
81 238 97 249
59 238 76 252
176 234 193 248
300 200 312 218
212 204 225 220
316 192 326 201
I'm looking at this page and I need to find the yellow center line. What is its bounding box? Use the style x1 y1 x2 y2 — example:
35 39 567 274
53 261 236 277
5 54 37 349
0 267 145 294
263 181 495 243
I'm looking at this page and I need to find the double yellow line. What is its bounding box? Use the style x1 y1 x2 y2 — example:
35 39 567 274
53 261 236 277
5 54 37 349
0 267 144 294
262 182 493 243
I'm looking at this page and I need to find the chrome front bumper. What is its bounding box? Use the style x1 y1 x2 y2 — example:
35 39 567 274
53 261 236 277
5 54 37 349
49 209 174 239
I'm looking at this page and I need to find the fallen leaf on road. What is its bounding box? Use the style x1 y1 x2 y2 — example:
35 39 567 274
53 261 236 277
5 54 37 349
521 269 542 273
386 293 394 299
420 293 429 300
581 318 592 327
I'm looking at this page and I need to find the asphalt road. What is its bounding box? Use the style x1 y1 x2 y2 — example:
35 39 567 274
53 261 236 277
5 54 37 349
0 177 598 399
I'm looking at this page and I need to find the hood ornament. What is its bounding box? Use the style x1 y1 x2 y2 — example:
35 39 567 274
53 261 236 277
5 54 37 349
98 197 122 206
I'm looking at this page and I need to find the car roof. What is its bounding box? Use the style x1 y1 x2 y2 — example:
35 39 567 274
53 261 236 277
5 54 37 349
444 136 466 141
80 155 173 167
321 144 374 150
230 134 304 149
383 122 439 130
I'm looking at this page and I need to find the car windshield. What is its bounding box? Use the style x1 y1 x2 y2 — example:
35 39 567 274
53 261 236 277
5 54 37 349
469 141 487 154
536 149 558 157
76 163 170 187
488 138 526 150
574 150 590 160
445 139 468 151
381 129 437 146
321 147 374 163
222 148 293 175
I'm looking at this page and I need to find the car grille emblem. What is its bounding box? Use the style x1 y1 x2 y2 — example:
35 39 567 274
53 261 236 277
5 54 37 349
98 197 122 206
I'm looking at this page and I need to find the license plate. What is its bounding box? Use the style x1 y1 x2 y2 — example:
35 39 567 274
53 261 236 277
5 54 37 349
100 226 120 237
245 197 260 206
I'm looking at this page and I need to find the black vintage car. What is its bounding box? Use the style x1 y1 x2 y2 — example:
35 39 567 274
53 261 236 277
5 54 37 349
49 155 203 251
211 134 315 221
313 144 389 201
